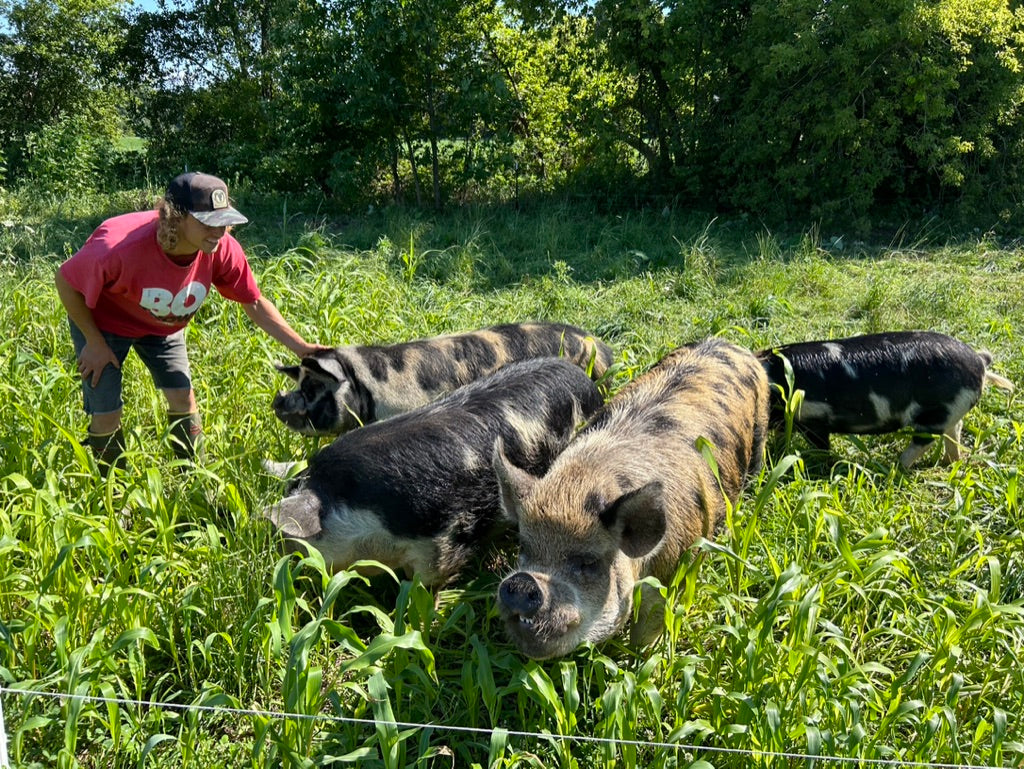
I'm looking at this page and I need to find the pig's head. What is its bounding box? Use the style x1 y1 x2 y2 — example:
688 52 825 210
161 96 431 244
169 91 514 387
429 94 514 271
272 352 368 436
492 443 668 659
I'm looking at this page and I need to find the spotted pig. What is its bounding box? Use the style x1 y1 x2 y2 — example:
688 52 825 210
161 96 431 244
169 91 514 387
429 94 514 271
492 338 769 659
263 357 604 586
272 322 614 435
756 331 1014 468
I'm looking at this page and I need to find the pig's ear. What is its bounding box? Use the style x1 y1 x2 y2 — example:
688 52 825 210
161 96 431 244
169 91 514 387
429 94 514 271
275 363 301 381
263 490 322 539
303 357 348 384
492 439 538 524
601 481 667 559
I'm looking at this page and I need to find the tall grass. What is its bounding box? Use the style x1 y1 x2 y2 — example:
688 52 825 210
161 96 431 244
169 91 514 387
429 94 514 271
1 194 1022 767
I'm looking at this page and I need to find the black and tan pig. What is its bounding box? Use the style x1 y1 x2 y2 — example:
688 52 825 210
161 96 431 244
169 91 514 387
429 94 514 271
756 331 1014 468
492 338 769 659
263 357 604 586
272 322 614 435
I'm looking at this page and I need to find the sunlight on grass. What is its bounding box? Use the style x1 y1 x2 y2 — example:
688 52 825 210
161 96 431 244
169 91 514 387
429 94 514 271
1 203 1022 767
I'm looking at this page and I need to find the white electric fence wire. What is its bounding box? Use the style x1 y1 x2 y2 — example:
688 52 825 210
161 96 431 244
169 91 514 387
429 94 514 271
0 686 1005 769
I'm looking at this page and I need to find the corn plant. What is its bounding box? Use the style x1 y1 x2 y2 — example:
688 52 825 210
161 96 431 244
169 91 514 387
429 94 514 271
2 198 1023 767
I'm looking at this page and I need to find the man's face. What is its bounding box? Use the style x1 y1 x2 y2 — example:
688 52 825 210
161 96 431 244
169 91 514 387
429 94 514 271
177 214 227 254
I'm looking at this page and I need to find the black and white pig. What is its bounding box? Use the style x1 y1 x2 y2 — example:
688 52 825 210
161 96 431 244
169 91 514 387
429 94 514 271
492 338 769 659
263 357 605 586
272 322 614 436
756 331 1014 469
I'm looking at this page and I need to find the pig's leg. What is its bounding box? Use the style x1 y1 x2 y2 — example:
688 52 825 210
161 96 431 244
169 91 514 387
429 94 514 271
940 420 964 464
899 435 935 469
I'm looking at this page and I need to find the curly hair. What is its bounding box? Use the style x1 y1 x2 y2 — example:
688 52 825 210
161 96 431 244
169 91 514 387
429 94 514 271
156 197 186 253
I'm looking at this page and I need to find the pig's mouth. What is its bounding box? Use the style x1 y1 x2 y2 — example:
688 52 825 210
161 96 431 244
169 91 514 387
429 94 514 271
501 607 583 660
272 393 340 436
274 412 321 436
272 393 313 429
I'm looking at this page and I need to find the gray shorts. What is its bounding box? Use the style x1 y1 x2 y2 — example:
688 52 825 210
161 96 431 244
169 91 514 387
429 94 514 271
69 320 193 415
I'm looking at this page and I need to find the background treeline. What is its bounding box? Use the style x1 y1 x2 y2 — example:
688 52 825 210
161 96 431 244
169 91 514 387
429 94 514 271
2 0 1024 230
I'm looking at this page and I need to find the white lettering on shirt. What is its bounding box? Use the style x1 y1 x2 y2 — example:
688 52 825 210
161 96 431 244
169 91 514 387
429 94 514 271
140 282 208 321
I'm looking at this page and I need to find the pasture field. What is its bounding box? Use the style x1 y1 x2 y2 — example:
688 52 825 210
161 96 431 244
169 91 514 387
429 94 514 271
1 194 1023 768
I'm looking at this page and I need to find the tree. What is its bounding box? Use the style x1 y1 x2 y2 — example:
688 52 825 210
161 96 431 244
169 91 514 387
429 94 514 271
701 0 1024 223
276 0 523 207
123 0 298 184
0 0 131 192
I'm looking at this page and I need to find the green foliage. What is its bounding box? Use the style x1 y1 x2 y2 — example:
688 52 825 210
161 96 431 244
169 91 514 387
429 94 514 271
702 0 1024 225
2 198 1024 766
270 0 551 207
0 0 132 191
24 112 110 197
6 0 1024 225
144 77 273 182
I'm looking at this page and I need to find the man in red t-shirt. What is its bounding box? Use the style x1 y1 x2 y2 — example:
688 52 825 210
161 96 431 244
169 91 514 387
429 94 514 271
56 171 326 471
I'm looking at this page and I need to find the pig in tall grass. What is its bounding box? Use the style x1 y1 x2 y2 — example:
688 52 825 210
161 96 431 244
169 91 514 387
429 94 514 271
493 338 769 659
757 331 1014 468
272 322 614 436
264 357 604 586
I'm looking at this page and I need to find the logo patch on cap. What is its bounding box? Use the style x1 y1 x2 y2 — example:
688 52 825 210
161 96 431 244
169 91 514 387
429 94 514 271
166 171 249 226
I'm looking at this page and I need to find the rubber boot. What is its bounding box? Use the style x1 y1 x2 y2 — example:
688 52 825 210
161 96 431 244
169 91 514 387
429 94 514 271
87 428 126 474
170 411 221 510
168 411 205 463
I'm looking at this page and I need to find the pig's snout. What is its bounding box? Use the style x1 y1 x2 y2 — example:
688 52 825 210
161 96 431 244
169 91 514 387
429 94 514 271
272 391 305 415
499 572 544 620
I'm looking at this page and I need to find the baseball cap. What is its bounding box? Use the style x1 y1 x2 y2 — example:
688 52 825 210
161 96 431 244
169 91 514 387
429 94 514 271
166 172 249 227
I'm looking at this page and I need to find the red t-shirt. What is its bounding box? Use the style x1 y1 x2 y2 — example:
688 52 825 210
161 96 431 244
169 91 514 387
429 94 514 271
60 210 261 337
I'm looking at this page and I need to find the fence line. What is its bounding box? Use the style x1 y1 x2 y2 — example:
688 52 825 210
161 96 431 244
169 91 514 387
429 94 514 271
0 685 1006 769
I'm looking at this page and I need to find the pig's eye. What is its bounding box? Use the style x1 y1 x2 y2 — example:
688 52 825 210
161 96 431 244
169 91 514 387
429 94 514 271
569 555 601 581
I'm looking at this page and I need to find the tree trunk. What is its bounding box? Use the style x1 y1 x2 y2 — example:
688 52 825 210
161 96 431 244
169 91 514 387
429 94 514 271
404 129 424 207
426 70 442 209
390 136 402 202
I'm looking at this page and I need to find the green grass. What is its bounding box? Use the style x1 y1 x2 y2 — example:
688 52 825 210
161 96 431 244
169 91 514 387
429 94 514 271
1 192 1022 767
